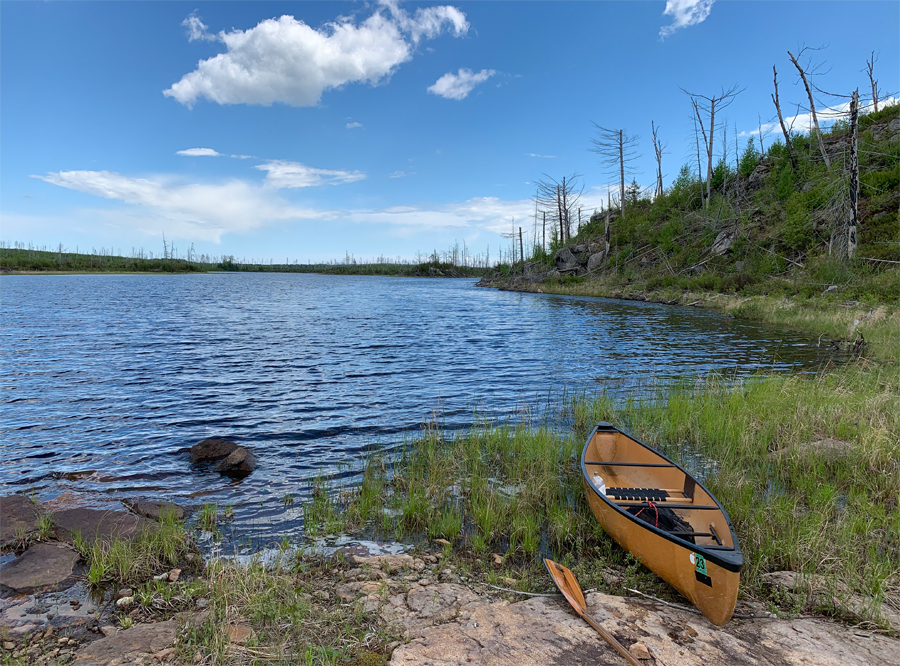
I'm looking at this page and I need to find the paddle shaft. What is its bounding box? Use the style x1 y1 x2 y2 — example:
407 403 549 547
580 612 643 666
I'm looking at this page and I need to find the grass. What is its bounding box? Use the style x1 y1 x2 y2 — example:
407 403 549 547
74 510 199 588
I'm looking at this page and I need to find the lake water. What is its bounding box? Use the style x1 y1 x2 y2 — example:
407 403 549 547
0 273 831 548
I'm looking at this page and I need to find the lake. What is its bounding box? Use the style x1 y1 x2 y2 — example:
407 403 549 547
0 273 831 548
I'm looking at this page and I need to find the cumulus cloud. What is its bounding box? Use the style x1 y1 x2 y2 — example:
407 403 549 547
183 12 218 43
165 4 468 108
255 160 366 188
427 68 496 101
176 148 222 157
660 0 715 39
32 170 323 242
528 153 556 159
745 96 900 138
389 170 414 178
346 122 363 129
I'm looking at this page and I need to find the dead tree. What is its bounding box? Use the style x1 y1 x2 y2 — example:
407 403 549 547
682 85 742 208
589 124 640 218
848 89 859 259
535 174 583 246
864 51 880 113
771 66 798 171
651 121 667 198
787 47 831 169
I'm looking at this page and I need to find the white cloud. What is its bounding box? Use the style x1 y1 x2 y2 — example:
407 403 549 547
183 12 218 43
346 122 363 129
32 170 322 243
176 148 222 157
529 153 556 159
255 160 366 188
389 170 413 178
745 96 900 138
165 4 468 108
427 68 496 100
660 0 715 39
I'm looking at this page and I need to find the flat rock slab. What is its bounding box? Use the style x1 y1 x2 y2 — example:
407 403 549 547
52 509 154 545
71 620 178 666
0 543 80 596
127 502 185 522
389 593 900 666
0 495 40 549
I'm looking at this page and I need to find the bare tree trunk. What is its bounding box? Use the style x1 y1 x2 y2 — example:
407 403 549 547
542 211 546 254
577 207 582 235
519 227 525 272
788 50 831 169
618 130 625 218
556 185 564 244
562 177 569 241
772 66 798 170
866 51 879 113
848 89 859 259
652 121 664 197
757 113 766 155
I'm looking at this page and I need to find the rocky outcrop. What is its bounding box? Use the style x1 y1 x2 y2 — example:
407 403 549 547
70 620 178 666
189 438 239 464
388 592 900 666
0 495 41 549
554 242 609 275
0 543 80 596
710 229 737 256
52 509 153 546
586 250 607 273
554 247 579 272
212 447 256 476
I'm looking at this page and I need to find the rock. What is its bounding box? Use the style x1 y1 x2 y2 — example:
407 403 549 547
822 285 839 295
99 626 117 638
153 647 175 661
711 229 736 256
116 589 132 600
382 584 481 637
0 495 41 548
762 571 900 630
52 508 153 546
71 620 178 666
748 161 771 190
167 569 181 583
554 247 579 272
630 641 651 660
433 539 451 547
349 554 419 572
336 580 387 602
0 543 80 595
491 554 503 566
212 447 256 476
127 502 184 522
2 641 14 650
226 624 254 645
769 438 854 462
501 577 516 587
189 438 239 464
586 251 607 273
387 592 900 666
115 597 134 608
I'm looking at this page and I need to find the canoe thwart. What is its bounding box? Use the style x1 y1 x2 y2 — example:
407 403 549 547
584 461 677 468
612 502 721 510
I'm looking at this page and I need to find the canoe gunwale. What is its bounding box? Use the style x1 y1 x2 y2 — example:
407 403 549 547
582 423 743 574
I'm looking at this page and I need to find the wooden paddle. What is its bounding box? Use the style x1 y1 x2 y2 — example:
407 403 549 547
544 558 643 666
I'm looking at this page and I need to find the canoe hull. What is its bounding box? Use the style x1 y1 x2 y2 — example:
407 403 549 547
583 477 740 625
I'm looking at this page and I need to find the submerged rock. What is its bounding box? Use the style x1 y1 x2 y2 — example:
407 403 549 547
52 508 153 546
212 447 256 476
189 438 239 464
126 501 185 522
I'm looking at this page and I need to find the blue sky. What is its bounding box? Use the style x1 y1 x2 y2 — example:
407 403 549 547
1 1 897 264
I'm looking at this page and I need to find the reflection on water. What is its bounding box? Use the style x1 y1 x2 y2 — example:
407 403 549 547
0 274 832 546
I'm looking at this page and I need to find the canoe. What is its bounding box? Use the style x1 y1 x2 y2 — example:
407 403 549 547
581 422 743 626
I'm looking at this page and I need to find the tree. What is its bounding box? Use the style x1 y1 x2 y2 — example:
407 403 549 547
738 138 760 179
589 124 640 218
863 51 882 113
534 174 583 245
771 66 798 170
787 46 831 169
681 85 743 209
651 121 667 198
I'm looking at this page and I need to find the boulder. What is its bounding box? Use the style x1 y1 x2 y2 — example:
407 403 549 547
748 161 771 190
586 251 607 273
710 229 736 256
768 438 854 462
554 247 579 272
0 495 40 549
127 501 185 522
70 620 178 666
212 447 256 476
52 508 153 546
0 543 80 596
190 438 238 464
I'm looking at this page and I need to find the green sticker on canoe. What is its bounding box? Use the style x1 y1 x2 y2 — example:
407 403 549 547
694 553 707 576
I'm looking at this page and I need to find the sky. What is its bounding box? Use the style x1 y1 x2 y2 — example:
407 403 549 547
1 1 898 264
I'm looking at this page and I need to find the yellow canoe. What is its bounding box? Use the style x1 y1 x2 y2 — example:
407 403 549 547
582 422 743 625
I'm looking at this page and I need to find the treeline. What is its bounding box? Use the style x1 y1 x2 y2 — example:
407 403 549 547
0 245 491 278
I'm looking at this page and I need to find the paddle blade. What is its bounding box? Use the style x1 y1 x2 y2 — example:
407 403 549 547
544 558 587 616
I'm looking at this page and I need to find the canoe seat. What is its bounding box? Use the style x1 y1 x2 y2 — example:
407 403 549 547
607 487 670 502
